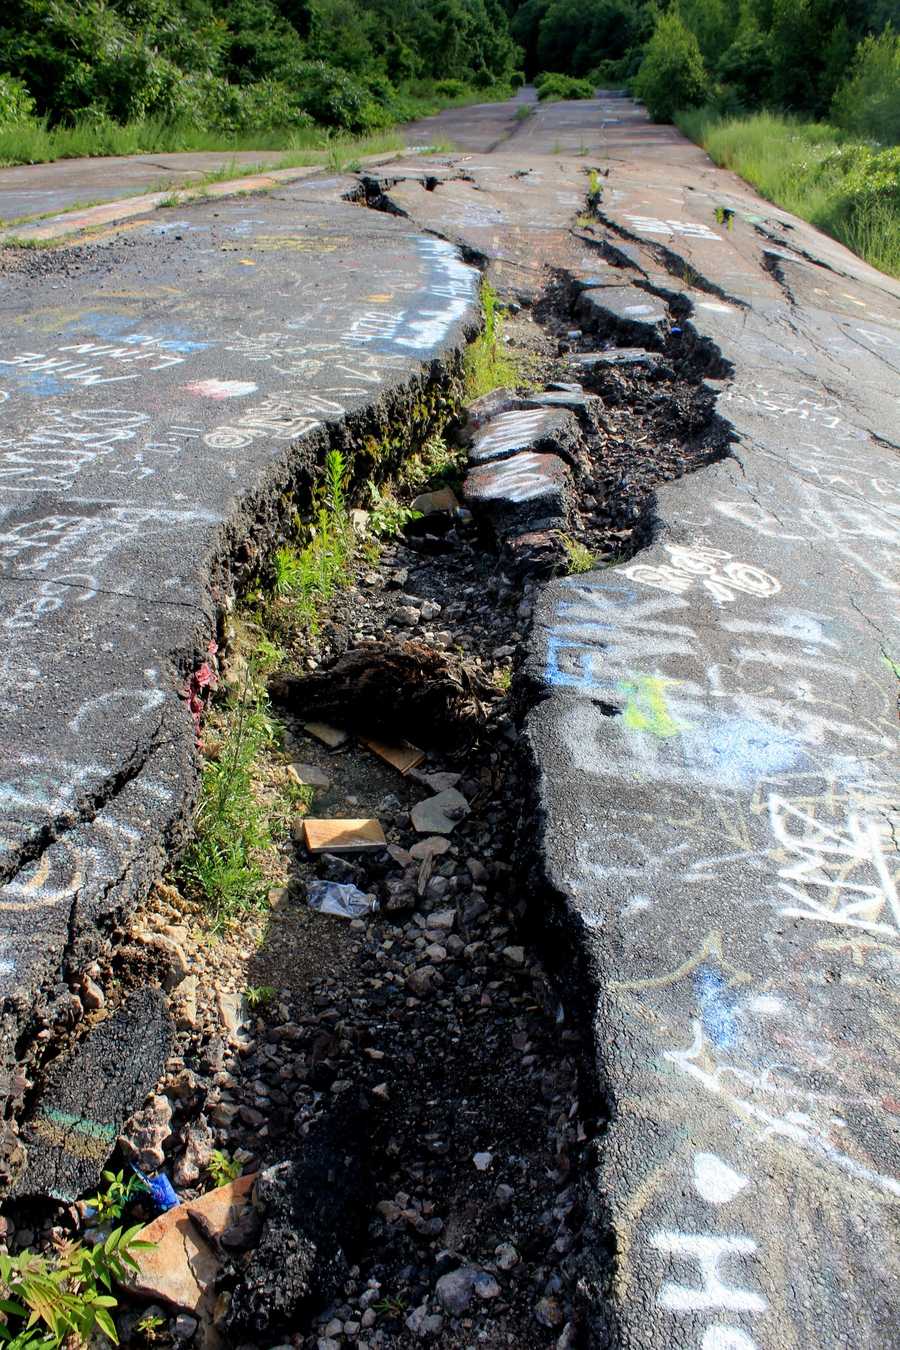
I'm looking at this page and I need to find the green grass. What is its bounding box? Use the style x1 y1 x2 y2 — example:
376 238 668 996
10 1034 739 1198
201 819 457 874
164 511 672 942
676 107 900 279
560 534 598 574
265 450 354 633
464 279 521 398
0 79 516 169
179 658 281 926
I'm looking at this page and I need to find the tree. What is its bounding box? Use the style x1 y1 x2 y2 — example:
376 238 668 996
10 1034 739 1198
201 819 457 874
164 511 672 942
832 27 900 143
633 8 708 122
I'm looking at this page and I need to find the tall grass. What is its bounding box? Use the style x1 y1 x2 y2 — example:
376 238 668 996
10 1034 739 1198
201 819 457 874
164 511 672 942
0 79 515 169
0 114 403 170
676 108 900 279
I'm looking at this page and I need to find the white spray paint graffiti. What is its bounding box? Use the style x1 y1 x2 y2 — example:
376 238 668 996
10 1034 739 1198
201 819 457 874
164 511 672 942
623 545 782 604
768 793 899 935
471 409 557 461
625 214 721 241
470 451 560 503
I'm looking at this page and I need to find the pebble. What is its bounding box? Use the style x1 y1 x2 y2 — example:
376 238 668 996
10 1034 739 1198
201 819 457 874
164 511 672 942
495 1243 519 1269
410 789 470 835
535 1296 564 1328
503 945 526 966
473 1151 493 1171
435 1267 477 1315
473 1272 501 1300
173 1314 198 1339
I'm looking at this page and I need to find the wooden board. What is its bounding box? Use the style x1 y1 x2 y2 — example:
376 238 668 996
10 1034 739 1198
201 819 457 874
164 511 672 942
303 817 386 853
362 737 426 775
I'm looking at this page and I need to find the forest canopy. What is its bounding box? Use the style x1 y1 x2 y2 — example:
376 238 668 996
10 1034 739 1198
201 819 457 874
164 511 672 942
0 0 521 134
0 0 897 144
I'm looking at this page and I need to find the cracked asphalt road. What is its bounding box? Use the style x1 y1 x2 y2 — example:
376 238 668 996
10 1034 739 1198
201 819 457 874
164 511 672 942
1 89 898 1347
0 181 479 1070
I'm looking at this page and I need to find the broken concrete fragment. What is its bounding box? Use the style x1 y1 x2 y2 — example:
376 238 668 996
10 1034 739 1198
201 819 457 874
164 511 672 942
303 818 386 853
287 762 331 790
411 487 460 516
127 1175 256 1313
14 988 172 1202
462 387 528 437
463 452 572 537
410 789 470 835
303 722 348 749
469 408 580 467
576 285 668 345
570 347 659 369
409 836 451 861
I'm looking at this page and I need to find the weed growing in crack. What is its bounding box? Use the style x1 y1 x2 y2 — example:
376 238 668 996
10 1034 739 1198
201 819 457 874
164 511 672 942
179 644 281 926
367 482 421 539
263 449 354 636
0 1225 152 1349
464 279 519 399
206 1150 242 1187
244 984 276 1011
560 534 599 574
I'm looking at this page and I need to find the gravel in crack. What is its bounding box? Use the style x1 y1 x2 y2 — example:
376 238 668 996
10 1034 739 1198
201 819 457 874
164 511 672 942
102 523 591 1349
4 274 736 1349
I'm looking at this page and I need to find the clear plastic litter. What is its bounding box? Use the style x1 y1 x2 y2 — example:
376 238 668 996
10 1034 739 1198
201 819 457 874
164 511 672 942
307 879 379 919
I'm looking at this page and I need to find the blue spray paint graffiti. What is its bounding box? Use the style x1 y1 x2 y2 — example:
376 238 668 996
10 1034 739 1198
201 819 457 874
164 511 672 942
694 965 738 1049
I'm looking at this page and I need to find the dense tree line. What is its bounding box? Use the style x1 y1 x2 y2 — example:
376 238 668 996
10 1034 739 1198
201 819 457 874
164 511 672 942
510 0 899 140
0 0 521 133
0 0 897 143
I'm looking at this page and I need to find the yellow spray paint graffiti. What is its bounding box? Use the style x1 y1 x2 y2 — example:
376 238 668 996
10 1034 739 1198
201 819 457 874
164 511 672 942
618 674 685 738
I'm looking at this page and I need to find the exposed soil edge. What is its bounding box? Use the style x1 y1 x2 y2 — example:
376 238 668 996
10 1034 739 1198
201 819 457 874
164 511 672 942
0 333 479 1197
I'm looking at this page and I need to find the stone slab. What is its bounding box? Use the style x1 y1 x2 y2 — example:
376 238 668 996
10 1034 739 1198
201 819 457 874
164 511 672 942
576 285 668 345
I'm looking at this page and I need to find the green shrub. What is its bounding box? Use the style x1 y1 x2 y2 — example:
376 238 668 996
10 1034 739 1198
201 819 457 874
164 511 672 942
634 10 708 122
831 28 900 144
434 78 469 99
0 74 35 125
535 72 596 102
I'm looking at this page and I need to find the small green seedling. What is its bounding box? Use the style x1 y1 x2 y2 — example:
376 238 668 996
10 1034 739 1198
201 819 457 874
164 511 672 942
244 984 276 1010
86 1169 149 1223
560 534 598 574
206 1150 242 1187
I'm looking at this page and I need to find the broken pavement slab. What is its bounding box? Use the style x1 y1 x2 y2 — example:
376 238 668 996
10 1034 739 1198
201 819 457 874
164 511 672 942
0 173 479 1109
14 989 172 1201
463 451 573 537
410 788 470 835
468 407 581 467
575 284 669 345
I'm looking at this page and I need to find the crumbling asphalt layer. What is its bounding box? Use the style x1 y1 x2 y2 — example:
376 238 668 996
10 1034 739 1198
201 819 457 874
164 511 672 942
0 183 480 1141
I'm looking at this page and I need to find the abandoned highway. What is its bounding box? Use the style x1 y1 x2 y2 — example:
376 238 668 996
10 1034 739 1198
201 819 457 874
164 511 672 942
0 90 898 1348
